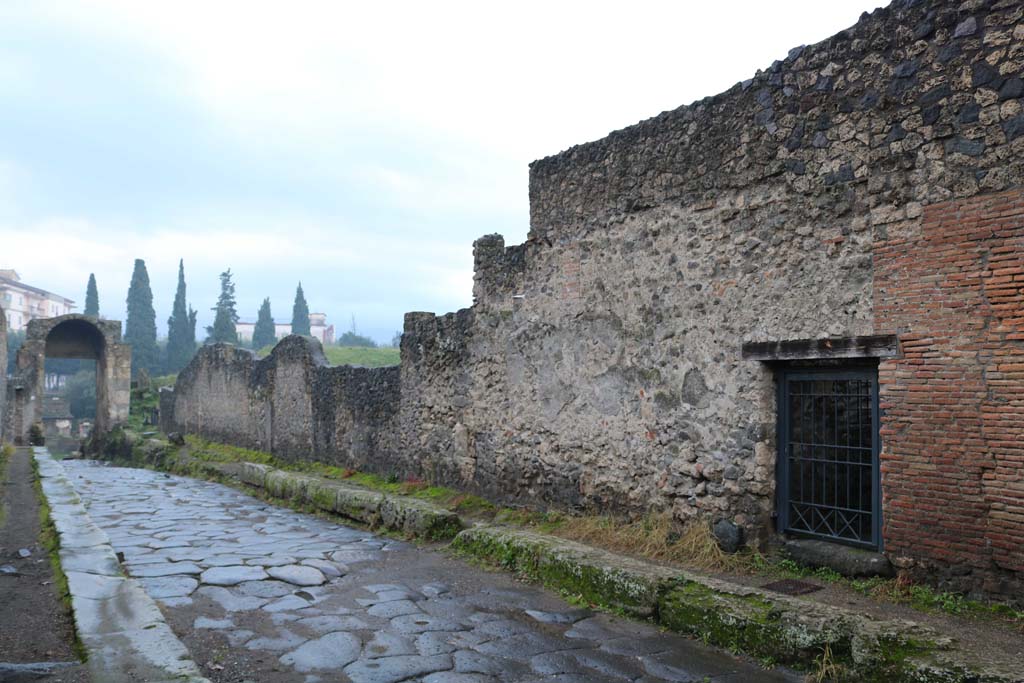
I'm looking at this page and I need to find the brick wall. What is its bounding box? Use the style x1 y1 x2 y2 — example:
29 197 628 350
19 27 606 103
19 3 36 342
876 187 1024 596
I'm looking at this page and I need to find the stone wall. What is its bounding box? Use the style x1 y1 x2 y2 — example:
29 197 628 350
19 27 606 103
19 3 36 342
166 0 1024 599
0 304 6 443
170 336 401 472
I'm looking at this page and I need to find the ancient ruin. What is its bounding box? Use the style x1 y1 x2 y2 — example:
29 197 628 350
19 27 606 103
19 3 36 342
0 305 7 443
3 314 131 443
160 0 1023 602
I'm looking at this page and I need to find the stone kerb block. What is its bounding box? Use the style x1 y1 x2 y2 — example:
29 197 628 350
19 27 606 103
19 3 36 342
238 462 272 488
379 497 462 540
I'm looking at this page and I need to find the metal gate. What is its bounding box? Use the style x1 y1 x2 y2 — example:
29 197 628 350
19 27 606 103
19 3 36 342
777 368 881 549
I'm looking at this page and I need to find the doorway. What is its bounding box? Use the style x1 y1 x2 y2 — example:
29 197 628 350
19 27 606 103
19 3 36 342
776 367 881 549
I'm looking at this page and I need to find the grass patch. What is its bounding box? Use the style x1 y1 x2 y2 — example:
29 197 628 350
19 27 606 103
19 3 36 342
183 436 494 517
256 345 400 368
770 556 1024 628
32 457 87 662
849 574 1024 627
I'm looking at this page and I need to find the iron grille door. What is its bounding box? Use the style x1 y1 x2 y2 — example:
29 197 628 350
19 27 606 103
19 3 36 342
777 369 881 549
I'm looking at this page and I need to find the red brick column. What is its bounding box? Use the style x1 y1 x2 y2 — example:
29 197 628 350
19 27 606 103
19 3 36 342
875 188 1024 595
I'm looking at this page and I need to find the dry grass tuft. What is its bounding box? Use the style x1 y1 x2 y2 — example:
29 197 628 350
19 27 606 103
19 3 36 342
549 513 754 573
808 642 843 683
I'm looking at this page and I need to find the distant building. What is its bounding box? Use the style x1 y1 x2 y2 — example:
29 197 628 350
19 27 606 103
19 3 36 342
0 269 75 331
236 312 335 347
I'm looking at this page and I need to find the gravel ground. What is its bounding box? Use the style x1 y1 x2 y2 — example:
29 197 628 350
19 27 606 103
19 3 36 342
0 449 89 683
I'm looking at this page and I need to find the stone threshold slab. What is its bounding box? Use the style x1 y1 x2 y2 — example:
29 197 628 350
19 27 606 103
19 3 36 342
34 448 210 683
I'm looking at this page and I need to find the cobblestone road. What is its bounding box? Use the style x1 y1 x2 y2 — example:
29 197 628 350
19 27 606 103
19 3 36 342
64 461 799 683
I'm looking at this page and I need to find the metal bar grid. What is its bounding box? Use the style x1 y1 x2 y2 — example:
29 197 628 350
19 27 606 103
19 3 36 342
777 368 880 549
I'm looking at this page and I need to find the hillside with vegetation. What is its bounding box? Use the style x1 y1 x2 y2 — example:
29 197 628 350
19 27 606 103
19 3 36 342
257 344 399 368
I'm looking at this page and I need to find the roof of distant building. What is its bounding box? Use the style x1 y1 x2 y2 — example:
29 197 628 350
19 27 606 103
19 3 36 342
0 271 75 305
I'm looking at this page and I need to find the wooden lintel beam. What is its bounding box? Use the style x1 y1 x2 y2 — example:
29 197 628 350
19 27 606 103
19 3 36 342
741 334 899 362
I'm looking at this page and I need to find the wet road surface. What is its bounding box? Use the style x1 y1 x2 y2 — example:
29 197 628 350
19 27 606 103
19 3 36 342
64 461 800 683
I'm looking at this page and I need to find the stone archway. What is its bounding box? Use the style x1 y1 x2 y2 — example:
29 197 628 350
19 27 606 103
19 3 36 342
12 315 131 443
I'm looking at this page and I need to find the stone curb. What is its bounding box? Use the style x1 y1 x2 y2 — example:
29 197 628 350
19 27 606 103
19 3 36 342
451 525 1023 683
34 448 210 683
232 461 463 540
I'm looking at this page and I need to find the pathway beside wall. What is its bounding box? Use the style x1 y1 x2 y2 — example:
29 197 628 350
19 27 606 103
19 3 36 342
63 460 798 683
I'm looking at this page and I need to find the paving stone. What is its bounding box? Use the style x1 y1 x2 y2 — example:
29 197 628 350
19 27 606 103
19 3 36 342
389 613 463 634
235 580 296 598
246 555 297 567
475 633 584 658
266 564 326 586
139 575 199 599
156 595 193 607
296 614 371 633
200 565 269 586
364 631 417 659
196 586 269 612
301 558 346 578
200 554 251 567
244 629 307 652
473 618 533 638
225 629 256 646
422 674 497 683
368 599 422 618
421 582 451 597
417 632 461 656
263 594 316 612
280 631 362 672
525 609 591 625
453 650 509 675
129 562 203 578
344 654 453 683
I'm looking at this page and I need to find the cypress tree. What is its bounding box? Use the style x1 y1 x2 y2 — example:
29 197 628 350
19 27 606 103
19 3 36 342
290 283 311 336
124 259 158 376
84 274 99 317
252 298 277 351
206 269 239 344
166 259 197 372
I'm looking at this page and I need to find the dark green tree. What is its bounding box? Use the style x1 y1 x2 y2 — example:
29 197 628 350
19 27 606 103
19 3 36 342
252 298 277 351
206 269 239 344
124 259 158 376
337 330 377 347
290 283 310 336
84 273 99 317
166 259 197 373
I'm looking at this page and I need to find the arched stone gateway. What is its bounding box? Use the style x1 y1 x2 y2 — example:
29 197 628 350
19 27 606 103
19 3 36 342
11 314 131 443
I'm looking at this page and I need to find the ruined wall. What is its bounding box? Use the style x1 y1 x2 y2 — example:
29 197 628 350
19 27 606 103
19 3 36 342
0 305 6 443
400 0 1022 533
165 0 1024 597
169 336 401 472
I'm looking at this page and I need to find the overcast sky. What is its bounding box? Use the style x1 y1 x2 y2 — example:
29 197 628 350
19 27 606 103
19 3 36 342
0 1 880 344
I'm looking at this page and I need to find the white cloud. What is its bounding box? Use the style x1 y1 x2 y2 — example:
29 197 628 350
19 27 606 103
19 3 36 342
0 0 882 342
